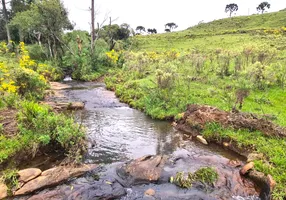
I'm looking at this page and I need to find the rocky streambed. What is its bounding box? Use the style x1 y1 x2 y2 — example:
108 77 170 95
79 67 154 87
2 81 267 200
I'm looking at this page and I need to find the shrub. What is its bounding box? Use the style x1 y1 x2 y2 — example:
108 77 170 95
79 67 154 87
14 67 47 98
17 101 86 160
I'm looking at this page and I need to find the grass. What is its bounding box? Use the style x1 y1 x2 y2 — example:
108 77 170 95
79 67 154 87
106 9 286 199
173 167 218 189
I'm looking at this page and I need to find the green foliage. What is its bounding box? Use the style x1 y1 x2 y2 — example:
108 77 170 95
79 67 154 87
9 0 73 59
98 23 132 50
14 67 47 99
0 169 19 194
173 171 193 188
173 167 218 189
17 101 85 153
194 167 218 185
26 44 48 61
62 31 111 81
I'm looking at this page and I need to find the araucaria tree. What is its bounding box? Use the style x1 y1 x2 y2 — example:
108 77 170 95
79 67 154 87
165 23 178 32
257 2 271 14
225 3 238 17
136 26 145 34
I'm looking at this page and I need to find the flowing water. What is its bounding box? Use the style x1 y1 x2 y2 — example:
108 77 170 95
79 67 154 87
20 81 262 200
54 81 243 164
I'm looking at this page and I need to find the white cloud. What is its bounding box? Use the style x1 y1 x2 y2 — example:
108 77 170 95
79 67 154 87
63 0 286 33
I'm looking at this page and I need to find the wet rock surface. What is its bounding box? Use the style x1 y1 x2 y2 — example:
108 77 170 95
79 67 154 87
18 168 42 183
17 150 261 200
117 155 167 186
14 164 97 196
0 183 7 199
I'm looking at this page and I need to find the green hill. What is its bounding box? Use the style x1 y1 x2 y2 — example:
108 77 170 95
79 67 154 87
131 10 286 53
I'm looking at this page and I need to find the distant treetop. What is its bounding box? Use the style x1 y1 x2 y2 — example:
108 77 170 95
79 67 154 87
136 26 145 34
257 2 271 14
225 3 239 17
165 23 178 32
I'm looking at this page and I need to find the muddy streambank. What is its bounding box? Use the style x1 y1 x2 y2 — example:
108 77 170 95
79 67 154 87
13 81 264 200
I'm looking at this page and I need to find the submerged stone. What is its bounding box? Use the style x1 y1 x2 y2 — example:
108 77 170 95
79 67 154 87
196 135 208 145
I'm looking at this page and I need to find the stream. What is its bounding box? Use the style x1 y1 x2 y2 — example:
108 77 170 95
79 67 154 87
20 81 262 200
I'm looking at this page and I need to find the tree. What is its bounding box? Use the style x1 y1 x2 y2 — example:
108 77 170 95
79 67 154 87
225 3 238 17
10 0 73 58
99 23 131 50
136 26 145 34
91 0 95 54
165 23 178 32
147 28 157 34
1 0 11 43
10 0 34 16
257 2 270 14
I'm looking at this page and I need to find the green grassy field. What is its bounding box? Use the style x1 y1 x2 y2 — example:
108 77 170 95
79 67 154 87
106 10 286 199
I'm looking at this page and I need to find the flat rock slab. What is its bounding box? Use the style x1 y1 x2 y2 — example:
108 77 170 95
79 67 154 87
27 178 126 200
18 168 42 183
0 183 7 200
49 82 71 90
14 164 97 196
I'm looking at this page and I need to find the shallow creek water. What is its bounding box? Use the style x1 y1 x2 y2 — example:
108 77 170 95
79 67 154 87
56 81 242 164
20 81 261 200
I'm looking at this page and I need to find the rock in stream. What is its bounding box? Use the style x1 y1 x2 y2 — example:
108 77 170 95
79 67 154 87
16 150 261 200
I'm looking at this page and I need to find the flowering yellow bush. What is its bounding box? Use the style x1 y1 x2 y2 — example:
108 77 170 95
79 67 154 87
106 50 119 64
0 42 49 98
0 62 18 94
0 42 8 54
165 49 180 60
19 42 37 69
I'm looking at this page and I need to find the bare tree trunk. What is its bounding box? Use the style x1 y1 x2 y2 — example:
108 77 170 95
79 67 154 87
1 0 11 43
91 0 95 54
47 37 53 58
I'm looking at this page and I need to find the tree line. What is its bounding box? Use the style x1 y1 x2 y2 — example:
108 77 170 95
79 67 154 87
225 1 271 17
135 22 179 35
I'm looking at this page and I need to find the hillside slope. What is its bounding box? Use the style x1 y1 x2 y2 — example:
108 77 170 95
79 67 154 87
131 10 286 53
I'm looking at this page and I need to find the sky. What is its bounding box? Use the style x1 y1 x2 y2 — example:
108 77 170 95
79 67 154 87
62 0 286 33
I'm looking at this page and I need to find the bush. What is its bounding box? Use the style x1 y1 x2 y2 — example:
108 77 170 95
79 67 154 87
26 44 48 61
17 101 86 159
14 67 47 99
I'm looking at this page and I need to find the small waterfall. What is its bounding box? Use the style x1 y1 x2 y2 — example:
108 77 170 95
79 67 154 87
63 75 72 82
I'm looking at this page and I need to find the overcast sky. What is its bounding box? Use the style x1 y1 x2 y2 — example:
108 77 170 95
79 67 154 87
62 0 286 33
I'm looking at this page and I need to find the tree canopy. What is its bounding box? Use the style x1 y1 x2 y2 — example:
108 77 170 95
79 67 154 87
257 2 271 14
225 3 238 17
9 0 73 58
98 23 132 50
136 26 145 34
147 28 157 34
165 23 178 32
